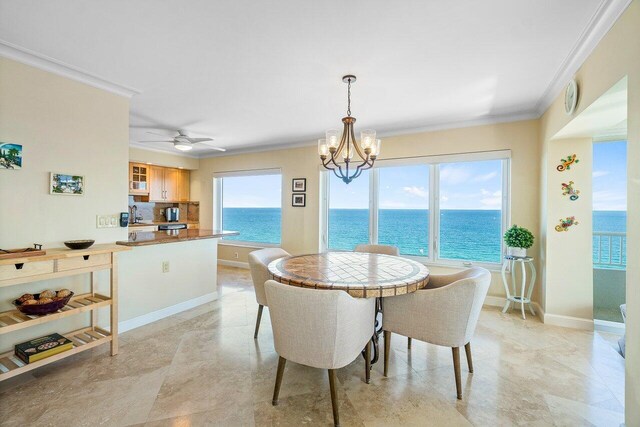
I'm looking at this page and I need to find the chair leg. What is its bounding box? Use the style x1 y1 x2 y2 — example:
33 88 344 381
452 347 462 400
464 342 474 373
328 369 340 427
364 339 371 384
407 337 412 349
383 331 391 377
254 305 264 339
272 356 286 405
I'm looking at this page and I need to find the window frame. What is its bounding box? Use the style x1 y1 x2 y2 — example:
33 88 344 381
320 151 510 269
214 168 283 248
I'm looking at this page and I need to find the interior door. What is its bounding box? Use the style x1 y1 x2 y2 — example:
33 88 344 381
149 166 165 201
163 168 179 201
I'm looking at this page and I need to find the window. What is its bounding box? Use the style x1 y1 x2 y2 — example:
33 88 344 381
438 160 504 264
378 165 430 256
215 171 282 245
328 170 370 250
322 152 509 266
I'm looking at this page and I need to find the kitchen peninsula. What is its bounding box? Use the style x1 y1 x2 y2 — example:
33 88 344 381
114 229 238 332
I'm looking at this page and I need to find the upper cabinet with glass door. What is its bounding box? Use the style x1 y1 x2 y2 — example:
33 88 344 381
129 162 149 195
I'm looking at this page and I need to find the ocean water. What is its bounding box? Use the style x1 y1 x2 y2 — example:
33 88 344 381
222 208 626 266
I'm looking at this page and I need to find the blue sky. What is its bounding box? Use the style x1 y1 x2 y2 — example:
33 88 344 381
593 140 627 211
223 174 282 208
330 160 503 210
223 141 626 211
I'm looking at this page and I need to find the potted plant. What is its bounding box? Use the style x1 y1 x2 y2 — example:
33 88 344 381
503 225 534 257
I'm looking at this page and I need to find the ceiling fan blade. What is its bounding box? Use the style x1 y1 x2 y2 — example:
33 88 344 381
186 137 214 143
138 140 174 143
147 131 176 138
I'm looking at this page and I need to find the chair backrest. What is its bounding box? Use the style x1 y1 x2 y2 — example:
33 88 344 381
265 280 375 369
354 244 400 256
248 248 290 306
384 267 491 347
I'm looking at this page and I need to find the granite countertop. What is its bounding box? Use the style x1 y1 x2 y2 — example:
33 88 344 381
128 220 199 227
116 229 239 246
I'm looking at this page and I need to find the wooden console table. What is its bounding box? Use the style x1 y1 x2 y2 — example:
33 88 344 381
0 244 130 381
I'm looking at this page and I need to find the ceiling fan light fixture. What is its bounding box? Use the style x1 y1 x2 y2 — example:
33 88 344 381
174 142 193 151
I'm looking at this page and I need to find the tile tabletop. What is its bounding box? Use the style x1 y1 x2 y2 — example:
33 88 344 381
268 252 430 298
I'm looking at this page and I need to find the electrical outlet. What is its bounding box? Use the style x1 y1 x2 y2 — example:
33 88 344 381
162 261 170 273
234 252 239 259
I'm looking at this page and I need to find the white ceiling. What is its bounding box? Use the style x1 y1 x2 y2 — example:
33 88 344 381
0 0 621 157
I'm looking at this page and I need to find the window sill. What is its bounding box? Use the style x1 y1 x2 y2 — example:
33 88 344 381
402 255 503 272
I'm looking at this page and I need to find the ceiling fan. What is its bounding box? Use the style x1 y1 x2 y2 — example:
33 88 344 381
138 130 226 152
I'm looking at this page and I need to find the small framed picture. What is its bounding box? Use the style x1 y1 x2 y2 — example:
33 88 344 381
292 193 306 207
50 172 85 195
292 178 306 192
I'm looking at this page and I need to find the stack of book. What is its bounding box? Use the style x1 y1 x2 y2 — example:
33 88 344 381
15 333 73 364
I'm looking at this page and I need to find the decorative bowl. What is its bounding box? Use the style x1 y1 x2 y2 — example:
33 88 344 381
63 240 95 250
14 292 75 315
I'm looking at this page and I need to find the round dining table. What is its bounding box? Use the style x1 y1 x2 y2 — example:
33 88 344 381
268 251 430 381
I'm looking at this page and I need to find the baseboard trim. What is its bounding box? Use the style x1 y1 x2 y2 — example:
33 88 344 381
543 313 594 330
218 259 250 269
483 296 545 322
594 319 625 334
119 292 218 333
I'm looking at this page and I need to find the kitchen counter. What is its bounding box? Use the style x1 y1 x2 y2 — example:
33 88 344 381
128 221 199 227
116 229 239 247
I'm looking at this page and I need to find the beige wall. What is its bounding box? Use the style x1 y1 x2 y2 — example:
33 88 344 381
0 57 130 247
129 146 199 170
0 57 130 352
538 2 639 423
543 138 593 320
193 119 541 301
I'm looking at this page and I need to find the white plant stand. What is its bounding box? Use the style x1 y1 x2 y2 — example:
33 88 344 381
500 255 536 320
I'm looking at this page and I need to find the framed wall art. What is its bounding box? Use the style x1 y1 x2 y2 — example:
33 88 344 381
292 193 306 207
292 178 306 192
50 173 85 195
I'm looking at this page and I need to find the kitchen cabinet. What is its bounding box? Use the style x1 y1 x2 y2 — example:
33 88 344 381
149 166 186 202
149 165 166 201
177 169 190 202
129 163 150 195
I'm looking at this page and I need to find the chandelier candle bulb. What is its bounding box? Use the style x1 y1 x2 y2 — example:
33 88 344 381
326 130 340 150
371 139 382 156
318 139 329 156
360 130 376 150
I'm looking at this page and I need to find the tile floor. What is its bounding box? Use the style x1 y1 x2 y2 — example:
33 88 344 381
0 266 626 426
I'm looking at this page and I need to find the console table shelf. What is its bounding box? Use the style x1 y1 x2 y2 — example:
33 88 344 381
0 244 130 382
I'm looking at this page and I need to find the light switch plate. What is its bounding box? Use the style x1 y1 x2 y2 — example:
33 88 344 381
96 214 120 228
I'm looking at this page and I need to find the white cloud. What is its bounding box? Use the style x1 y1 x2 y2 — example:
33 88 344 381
474 171 498 182
480 196 502 208
402 186 428 198
593 190 626 211
592 170 610 178
439 166 471 185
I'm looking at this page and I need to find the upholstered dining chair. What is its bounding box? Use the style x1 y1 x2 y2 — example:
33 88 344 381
354 243 400 256
248 248 290 339
382 267 491 399
265 280 375 427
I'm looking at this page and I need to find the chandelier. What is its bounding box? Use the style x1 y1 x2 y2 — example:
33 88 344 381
318 75 381 184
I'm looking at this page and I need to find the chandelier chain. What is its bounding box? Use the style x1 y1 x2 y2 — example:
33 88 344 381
347 78 351 116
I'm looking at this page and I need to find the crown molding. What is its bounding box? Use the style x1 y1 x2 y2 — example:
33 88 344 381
196 110 539 159
128 141 201 158
534 0 632 116
0 40 140 98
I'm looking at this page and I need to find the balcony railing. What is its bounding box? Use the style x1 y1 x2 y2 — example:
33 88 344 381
593 231 626 269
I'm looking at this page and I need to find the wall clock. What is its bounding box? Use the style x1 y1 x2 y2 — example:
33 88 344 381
564 79 578 115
